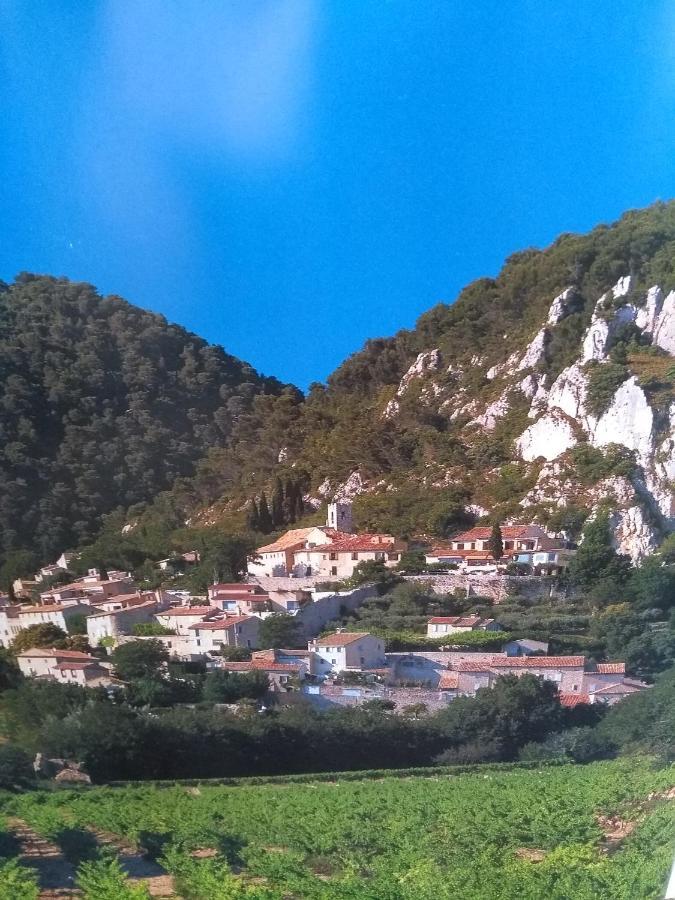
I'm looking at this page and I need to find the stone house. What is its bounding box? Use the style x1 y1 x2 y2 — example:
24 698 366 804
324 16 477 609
308 631 386 675
426 616 502 637
0 602 96 648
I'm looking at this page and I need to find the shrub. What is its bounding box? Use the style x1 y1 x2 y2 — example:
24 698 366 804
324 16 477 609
0 859 39 900
0 745 35 790
76 854 151 899
584 361 628 416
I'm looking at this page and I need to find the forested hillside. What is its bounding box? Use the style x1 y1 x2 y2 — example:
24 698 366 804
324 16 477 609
4 202 675 572
123 201 675 558
0 274 287 567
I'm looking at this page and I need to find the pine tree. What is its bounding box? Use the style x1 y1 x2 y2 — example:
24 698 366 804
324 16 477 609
272 478 285 527
488 522 504 561
258 493 273 533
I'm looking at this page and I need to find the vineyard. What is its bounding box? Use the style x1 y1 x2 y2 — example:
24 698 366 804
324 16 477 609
0 759 673 898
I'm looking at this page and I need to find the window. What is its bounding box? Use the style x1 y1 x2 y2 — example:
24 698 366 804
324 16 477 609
329 552 337 561
387 553 398 561
331 566 338 576
351 552 358 560
331 658 336 665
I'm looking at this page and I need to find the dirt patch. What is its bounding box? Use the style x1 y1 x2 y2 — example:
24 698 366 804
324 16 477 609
596 815 637 853
189 847 219 858
515 847 547 862
7 817 80 898
86 828 176 897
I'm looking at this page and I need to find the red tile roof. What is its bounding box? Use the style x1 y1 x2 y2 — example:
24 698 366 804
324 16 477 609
220 660 302 674
596 662 626 674
456 660 491 672
159 606 215 617
210 583 262 592
52 661 104 671
438 671 459 689
428 616 494 627
189 616 254 630
559 692 590 707
18 648 94 660
452 525 548 542
589 682 645 695
489 655 585 669
314 632 373 646
304 534 403 553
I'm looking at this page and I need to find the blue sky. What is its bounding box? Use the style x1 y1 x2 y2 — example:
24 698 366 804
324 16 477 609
1 1 674 389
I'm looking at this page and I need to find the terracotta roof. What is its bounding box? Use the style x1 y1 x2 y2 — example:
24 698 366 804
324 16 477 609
589 682 645 695
596 662 626 674
428 616 494 627
52 661 103 671
438 671 459 689
158 606 215 617
18 648 93 660
489 655 585 669
452 525 548 542
16 602 86 614
189 616 254 630
220 660 301 674
255 527 330 554
304 535 404 554
211 592 270 601
559 692 590 707
210 583 263 593
86 600 156 619
456 660 491 672
314 632 374 647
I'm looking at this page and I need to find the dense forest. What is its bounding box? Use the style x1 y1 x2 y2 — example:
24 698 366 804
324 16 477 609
0 275 287 567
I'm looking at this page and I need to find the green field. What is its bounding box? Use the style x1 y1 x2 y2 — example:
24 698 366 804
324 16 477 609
1 759 674 899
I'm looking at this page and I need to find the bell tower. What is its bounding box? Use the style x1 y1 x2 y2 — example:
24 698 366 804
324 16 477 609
327 500 353 534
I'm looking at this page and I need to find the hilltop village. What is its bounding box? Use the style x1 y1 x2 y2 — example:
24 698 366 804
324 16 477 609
2 500 648 716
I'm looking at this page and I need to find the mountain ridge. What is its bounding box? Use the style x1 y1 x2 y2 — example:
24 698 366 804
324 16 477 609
3 201 675 573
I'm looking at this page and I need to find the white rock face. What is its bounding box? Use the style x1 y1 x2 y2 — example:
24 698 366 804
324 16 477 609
608 504 659 562
466 503 489 518
469 391 511 431
383 349 442 418
518 328 548 371
652 290 675 354
486 352 520 381
516 411 578 462
546 364 590 422
317 478 332 498
518 374 541 400
590 377 653 464
635 285 663 335
334 471 364 500
547 287 575 325
612 275 633 299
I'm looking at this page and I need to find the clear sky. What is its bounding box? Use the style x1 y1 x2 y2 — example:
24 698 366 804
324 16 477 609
1 2 674 389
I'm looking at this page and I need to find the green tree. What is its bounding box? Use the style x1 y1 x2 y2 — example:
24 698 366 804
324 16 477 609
271 477 285 527
488 522 504 560
246 499 260 531
258 614 303 649
202 669 268 703
111 640 169 681
0 649 22 691
566 513 632 602
396 550 427 574
11 623 69 653
257 493 273 534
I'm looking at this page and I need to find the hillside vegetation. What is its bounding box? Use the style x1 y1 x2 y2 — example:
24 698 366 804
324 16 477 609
0 274 287 568
114 201 675 551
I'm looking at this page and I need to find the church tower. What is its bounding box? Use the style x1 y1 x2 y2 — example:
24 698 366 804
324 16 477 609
327 500 353 534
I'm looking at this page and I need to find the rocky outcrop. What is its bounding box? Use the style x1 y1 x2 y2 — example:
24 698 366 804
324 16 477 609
547 287 575 325
516 411 578 462
469 391 512 431
518 328 549 371
590 377 653 464
384 349 442 418
635 285 663 335
652 290 675 354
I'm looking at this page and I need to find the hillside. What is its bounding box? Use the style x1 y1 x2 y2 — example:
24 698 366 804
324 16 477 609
127 201 675 561
5 203 675 571
0 274 288 569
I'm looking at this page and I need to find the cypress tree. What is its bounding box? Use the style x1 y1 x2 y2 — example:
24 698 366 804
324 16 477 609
272 477 285 526
246 499 260 532
488 522 504 561
258 493 273 533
